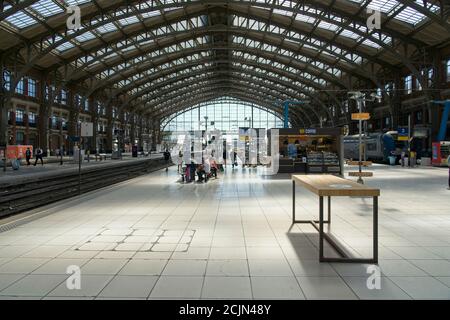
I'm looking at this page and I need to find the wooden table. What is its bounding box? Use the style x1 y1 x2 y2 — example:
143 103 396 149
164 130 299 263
292 174 380 263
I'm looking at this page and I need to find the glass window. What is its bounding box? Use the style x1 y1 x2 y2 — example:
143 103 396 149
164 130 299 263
3 70 11 91
428 68 434 87
28 78 36 97
404 75 412 94
162 97 284 133
28 112 36 125
15 109 24 123
16 78 24 94
61 89 67 105
16 132 24 145
447 60 450 82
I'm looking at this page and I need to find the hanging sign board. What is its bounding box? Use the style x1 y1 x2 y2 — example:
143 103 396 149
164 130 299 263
80 122 94 137
351 113 370 121
397 126 409 141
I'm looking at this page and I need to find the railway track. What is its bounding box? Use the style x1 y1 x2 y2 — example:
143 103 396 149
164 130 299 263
0 158 170 219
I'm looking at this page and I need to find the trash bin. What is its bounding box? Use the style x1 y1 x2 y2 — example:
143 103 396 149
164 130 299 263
389 156 396 166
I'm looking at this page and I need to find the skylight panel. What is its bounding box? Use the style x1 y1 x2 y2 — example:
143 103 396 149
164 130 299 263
31 0 64 17
65 0 91 6
56 41 75 51
295 14 316 24
141 11 160 19
361 38 381 49
4 10 37 29
96 23 118 34
317 21 339 31
75 31 96 42
118 16 140 26
339 29 361 41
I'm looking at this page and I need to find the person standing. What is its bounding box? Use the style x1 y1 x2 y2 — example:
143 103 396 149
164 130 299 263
163 149 171 172
25 148 32 166
34 148 44 166
177 150 183 173
401 150 406 167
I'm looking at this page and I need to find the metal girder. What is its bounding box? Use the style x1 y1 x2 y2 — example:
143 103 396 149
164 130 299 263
130 75 320 124
7 4 404 89
398 0 450 33
119 58 339 106
2 0 429 52
124 66 334 122
0 0 39 21
151 89 310 127
137 79 319 126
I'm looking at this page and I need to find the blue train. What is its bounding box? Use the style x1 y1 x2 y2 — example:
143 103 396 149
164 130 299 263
343 131 408 163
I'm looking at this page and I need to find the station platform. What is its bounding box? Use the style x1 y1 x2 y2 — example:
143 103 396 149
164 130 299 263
0 164 449 300
0 154 163 185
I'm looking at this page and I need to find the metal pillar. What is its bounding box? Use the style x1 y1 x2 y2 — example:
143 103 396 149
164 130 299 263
284 101 289 128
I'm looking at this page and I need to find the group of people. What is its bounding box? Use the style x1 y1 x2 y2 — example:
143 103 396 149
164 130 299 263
24 147 45 166
177 150 220 183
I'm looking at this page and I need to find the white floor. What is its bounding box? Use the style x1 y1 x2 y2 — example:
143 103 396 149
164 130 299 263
0 164 449 300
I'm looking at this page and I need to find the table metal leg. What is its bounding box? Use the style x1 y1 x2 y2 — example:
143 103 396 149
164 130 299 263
373 196 378 263
328 196 331 224
292 180 295 224
319 196 324 261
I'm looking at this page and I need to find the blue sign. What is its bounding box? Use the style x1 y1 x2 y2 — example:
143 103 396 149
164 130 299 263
397 127 409 136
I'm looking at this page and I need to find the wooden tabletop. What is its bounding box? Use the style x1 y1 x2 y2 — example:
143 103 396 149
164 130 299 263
292 174 380 197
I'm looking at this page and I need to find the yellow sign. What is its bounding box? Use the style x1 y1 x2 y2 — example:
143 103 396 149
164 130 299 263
351 113 370 121
398 136 409 141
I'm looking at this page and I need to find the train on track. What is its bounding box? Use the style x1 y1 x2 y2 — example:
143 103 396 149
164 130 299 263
343 131 408 163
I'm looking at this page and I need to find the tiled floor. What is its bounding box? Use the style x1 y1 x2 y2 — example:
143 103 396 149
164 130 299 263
0 164 449 299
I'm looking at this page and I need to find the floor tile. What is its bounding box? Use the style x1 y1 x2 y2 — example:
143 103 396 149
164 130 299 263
0 258 50 274
408 260 450 277
81 259 127 275
296 276 358 300
202 277 252 299
48 275 114 297
288 259 338 277
150 276 203 298
343 276 411 300
119 259 167 276
162 259 207 276
206 260 249 277
248 259 294 276
389 277 450 299
0 275 67 297
98 275 157 298
251 277 305 299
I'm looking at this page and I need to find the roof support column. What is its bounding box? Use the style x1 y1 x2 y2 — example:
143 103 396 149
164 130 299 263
90 97 98 154
67 89 78 156
38 76 50 155
130 114 136 147
105 103 114 154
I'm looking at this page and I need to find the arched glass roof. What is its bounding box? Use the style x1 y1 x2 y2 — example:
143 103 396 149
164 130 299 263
162 96 285 132
1 0 448 126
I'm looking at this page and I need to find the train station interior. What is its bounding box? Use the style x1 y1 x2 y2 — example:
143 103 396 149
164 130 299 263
0 0 450 301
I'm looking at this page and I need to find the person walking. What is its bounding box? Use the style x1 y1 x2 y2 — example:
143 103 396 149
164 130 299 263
25 147 32 166
34 148 44 166
163 149 171 172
